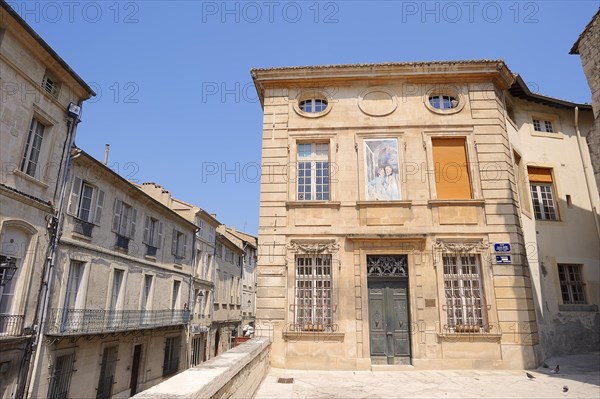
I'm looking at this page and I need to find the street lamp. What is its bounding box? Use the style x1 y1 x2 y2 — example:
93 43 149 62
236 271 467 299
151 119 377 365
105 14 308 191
0 256 17 286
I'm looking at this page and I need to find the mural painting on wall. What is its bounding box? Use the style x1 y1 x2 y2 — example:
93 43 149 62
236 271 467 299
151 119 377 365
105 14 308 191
365 139 401 200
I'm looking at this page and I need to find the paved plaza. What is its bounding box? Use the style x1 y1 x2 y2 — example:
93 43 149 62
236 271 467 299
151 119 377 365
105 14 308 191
255 352 600 398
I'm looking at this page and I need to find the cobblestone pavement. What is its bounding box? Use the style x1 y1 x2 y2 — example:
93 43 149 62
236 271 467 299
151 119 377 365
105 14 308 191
254 352 600 398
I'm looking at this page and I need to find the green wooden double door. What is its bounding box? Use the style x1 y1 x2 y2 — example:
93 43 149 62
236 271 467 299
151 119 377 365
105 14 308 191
368 279 411 365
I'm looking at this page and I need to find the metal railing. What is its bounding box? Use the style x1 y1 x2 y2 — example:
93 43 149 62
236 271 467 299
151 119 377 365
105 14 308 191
0 314 24 336
46 309 190 336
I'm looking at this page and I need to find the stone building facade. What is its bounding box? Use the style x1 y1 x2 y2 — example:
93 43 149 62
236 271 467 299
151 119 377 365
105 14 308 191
571 9 600 190
138 184 220 367
0 2 94 397
29 150 196 398
251 60 596 370
212 227 244 356
507 77 599 358
227 228 258 334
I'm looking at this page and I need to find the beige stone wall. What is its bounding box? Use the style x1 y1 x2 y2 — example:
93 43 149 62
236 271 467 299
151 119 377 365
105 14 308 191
575 12 600 190
29 154 195 397
508 96 600 358
0 9 91 398
255 69 539 370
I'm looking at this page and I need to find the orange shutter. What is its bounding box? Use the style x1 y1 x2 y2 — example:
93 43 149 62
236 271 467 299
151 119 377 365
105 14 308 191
527 167 553 183
432 138 472 199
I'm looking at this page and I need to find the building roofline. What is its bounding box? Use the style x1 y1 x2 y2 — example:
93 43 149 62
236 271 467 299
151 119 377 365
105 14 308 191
226 228 257 248
251 59 514 107
1 0 95 97
509 74 593 110
570 8 600 54
73 148 197 231
169 196 221 226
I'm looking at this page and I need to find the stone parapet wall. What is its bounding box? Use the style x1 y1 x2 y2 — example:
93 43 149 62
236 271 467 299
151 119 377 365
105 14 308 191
132 337 270 399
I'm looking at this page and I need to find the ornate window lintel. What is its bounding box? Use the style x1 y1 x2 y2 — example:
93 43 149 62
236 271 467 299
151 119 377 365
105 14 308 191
287 240 339 255
433 239 488 253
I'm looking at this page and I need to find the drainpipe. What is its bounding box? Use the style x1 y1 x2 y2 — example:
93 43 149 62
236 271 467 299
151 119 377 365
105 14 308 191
25 114 81 399
574 107 600 241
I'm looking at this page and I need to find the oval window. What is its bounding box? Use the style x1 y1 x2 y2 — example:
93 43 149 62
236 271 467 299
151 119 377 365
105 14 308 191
299 98 328 113
429 95 458 110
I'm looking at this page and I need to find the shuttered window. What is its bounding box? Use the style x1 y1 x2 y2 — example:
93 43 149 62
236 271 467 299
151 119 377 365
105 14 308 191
432 138 472 199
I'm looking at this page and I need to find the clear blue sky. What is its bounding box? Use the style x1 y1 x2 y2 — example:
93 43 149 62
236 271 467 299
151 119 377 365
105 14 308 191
12 0 599 234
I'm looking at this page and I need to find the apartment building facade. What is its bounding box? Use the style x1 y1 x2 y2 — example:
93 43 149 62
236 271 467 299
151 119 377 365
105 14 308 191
213 227 244 356
28 150 196 398
505 80 599 358
138 183 220 367
0 2 94 398
251 60 596 370
227 228 258 334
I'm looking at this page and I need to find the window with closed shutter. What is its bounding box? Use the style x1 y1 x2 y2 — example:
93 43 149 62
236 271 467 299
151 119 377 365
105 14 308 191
431 138 472 199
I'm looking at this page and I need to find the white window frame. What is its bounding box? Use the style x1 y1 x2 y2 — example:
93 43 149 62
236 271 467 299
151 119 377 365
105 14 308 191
171 229 187 259
68 176 105 224
20 118 46 179
198 219 204 238
112 200 137 238
143 215 163 248
296 142 330 201
530 183 558 221
208 226 215 243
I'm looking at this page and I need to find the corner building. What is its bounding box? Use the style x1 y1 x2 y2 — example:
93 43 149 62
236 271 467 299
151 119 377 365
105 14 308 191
252 61 547 370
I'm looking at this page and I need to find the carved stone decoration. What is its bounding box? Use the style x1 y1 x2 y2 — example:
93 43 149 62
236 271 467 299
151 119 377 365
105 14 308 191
433 239 488 253
367 255 408 277
288 240 339 254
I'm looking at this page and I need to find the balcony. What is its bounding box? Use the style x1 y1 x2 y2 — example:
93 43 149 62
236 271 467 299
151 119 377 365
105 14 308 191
115 234 130 250
73 218 94 237
0 314 24 337
46 309 191 336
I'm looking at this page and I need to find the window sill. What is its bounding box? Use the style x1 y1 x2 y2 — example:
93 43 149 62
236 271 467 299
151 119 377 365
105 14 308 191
282 331 345 342
558 304 598 312
286 201 341 209
356 200 412 208
71 232 92 242
531 131 563 139
437 332 502 342
428 199 485 206
145 255 157 261
13 169 49 190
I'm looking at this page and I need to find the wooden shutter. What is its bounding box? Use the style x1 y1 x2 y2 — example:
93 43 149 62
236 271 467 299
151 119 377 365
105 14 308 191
432 138 472 199
94 190 104 225
157 222 164 248
143 215 150 245
67 176 82 215
130 208 138 239
171 228 177 255
182 234 188 259
527 167 553 183
112 199 122 232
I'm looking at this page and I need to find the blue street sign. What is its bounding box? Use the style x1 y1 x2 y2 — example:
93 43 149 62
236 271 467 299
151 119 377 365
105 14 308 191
495 255 512 264
494 243 511 253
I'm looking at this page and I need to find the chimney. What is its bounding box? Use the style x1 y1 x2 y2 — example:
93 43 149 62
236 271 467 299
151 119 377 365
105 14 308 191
103 144 110 165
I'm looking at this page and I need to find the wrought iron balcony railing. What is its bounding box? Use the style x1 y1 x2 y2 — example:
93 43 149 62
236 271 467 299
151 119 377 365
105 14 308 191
46 309 191 336
0 314 24 337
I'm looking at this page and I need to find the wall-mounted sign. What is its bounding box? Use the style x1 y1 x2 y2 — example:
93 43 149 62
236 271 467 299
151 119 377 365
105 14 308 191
494 243 511 253
495 255 512 264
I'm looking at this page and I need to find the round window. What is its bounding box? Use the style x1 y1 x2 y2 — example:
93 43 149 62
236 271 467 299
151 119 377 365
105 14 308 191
299 98 328 113
429 95 458 110
294 92 332 118
424 88 464 115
